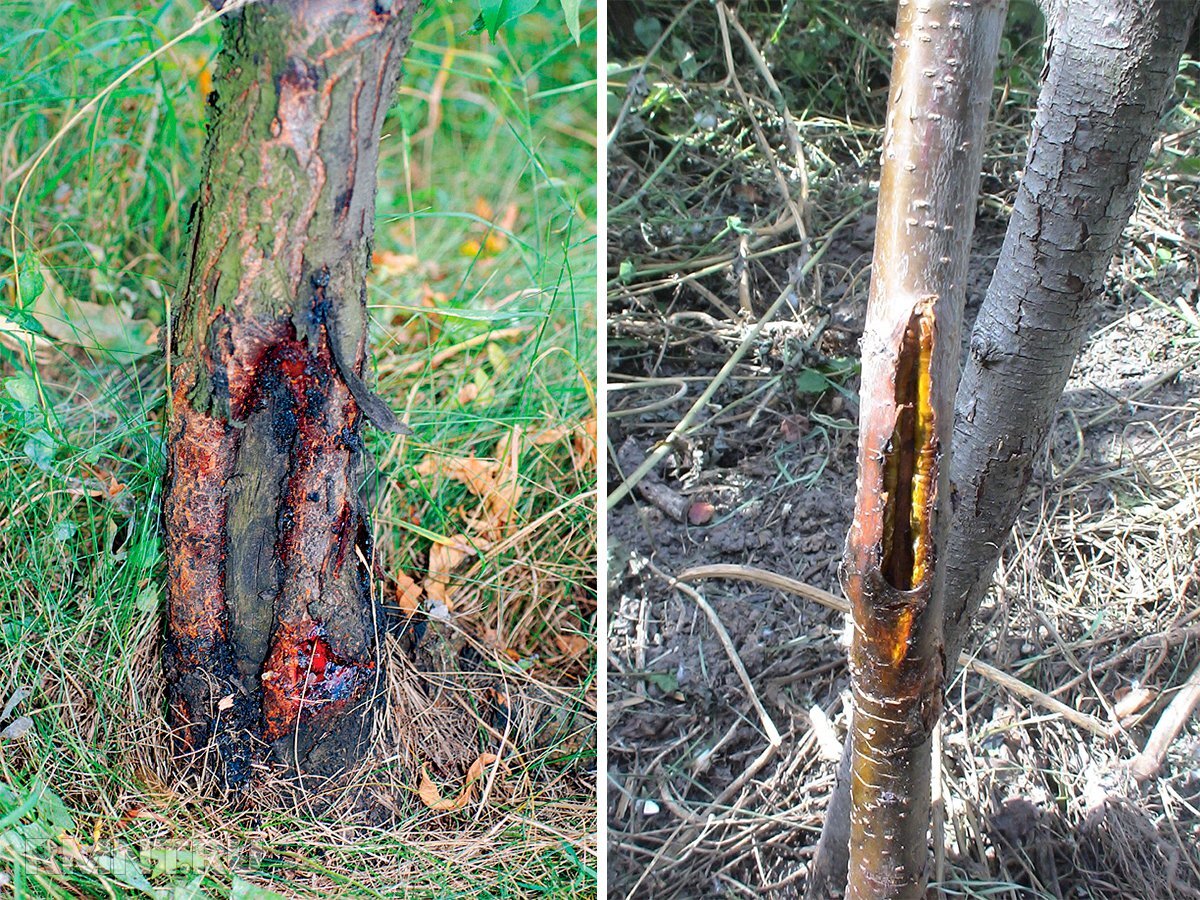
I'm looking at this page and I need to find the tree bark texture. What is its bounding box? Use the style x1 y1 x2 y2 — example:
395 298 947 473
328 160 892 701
941 0 1198 667
164 0 415 788
807 0 1196 894
842 3 1005 897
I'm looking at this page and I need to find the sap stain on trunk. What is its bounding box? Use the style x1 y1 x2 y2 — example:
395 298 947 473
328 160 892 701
167 306 379 786
163 0 417 790
845 299 948 900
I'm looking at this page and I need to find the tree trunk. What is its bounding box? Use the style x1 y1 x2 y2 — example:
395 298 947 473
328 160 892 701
164 0 415 789
807 0 1196 893
839 2 1005 896
941 0 1198 666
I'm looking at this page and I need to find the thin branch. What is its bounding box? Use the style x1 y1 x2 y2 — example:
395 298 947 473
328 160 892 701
677 563 1112 739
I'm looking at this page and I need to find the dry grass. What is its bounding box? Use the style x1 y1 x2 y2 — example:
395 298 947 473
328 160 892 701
606 3 1200 897
0 0 597 896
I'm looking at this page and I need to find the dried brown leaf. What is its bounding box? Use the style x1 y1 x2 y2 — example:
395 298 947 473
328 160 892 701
394 571 422 616
371 250 420 277
415 428 524 539
417 753 502 811
554 634 589 660
423 535 476 609
530 424 571 445
457 382 479 404
573 416 597 473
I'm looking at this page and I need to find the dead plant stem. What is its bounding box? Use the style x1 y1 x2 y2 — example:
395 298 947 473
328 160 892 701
606 207 859 511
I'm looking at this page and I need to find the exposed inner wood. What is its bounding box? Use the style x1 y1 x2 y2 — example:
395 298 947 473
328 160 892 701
882 306 936 588
835 0 1009 893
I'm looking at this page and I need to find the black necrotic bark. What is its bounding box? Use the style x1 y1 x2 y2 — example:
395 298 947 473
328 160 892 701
164 0 415 789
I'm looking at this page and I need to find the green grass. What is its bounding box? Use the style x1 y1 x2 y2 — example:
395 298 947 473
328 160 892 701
0 0 596 896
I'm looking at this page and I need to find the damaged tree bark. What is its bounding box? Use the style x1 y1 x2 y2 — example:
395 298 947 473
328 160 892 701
808 0 1197 895
840 1 1005 897
164 0 415 788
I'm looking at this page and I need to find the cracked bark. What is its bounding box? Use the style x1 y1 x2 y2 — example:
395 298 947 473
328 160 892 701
942 0 1197 666
805 0 1196 895
164 0 415 789
835 3 1005 897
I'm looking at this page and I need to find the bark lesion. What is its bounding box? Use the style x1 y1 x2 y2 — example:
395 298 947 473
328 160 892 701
164 0 417 789
167 309 380 783
880 301 938 596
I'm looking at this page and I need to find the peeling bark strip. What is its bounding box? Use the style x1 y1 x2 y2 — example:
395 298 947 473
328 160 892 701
164 0 415 787
841 2 1005 897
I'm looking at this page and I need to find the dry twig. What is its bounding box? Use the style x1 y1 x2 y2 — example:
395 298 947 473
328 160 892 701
677 563 1112 738
1130 659 1200 781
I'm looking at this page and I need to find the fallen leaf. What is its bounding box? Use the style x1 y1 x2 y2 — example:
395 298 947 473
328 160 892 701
485 340 511 373
498 203 519 232
423 534 476 608
415 427 524 539
531 424 571 445
1 685 32 721
530 416 595 474
472 197 495 220
457 382 479 405
481 426 523 535
0 716 33 741
421 285 448 308
33 267 157 360
59 832 87 863
372 250 420 277
554 634 589 659
417 453 498 497
572 416 597 472
417 753 503 811
459 199 519 258
394 571 422 616
780 415 807 442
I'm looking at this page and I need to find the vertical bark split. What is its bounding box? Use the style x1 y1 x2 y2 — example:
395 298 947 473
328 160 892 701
164 0 415 788
808 0 1196 895
841 2 1005 896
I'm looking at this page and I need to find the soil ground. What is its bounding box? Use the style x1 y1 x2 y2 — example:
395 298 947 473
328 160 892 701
606 5 1200 897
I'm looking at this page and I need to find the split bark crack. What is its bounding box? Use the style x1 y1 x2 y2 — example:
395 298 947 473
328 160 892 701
164 0 417 789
